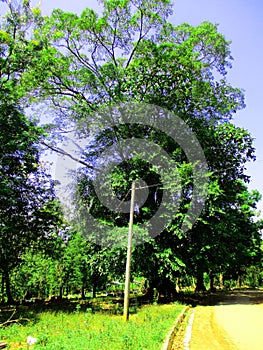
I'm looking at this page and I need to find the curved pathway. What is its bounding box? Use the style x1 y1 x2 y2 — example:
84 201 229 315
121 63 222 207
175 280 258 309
189 290 263 350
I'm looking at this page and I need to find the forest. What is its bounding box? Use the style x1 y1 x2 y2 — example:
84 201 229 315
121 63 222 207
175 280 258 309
0 0 262 306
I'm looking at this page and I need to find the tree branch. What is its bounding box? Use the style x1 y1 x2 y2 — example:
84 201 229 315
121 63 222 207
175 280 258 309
125 9 146 68
0 309 30 328
41 141 98 171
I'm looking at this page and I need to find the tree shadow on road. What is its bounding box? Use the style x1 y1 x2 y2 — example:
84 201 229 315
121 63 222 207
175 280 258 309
176 288 263 307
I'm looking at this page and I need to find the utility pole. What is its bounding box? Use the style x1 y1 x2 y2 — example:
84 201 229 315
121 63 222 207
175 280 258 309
123 181 136 321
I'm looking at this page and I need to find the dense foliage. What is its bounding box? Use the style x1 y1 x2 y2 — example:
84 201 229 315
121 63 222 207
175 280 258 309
0 0 64 303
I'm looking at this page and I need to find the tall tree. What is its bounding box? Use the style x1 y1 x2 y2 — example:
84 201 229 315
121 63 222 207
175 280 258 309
0 1 63 303
0 102 64 303
3 1 260 295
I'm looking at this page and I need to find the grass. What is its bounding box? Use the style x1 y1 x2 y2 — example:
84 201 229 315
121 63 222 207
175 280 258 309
0 302 186 350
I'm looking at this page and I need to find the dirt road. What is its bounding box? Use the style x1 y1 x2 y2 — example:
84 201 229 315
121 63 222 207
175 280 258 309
173 290 263 350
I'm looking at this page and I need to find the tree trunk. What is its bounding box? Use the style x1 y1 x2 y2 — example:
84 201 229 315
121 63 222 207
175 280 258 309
219 273 224 289
238 274 242 288
159 278 176 300
59 286 63 299
195 271 206 292
209 273 215 292
92 284 96 299
258 274 262 287
81 286 85 299
3 266 15 304
1 274 4 303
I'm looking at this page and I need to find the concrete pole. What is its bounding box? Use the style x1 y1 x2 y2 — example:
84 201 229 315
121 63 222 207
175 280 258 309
123 181 136 321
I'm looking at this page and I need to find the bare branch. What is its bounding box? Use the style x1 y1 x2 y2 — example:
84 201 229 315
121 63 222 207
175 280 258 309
0 309 30 328
125 9 144 68
41 141 98 171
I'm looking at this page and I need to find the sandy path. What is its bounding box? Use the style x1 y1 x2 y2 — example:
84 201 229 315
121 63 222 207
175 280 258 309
188 290 263 350
189 305 237 349
214 291 263 350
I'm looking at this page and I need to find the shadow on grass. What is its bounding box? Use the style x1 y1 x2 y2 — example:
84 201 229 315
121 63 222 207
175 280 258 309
0 305 41 327
3 288 261 327
0 296 148 326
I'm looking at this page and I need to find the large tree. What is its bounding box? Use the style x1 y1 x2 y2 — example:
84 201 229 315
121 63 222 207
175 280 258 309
0 101 64 303
0 1 64 303
2 0 261 295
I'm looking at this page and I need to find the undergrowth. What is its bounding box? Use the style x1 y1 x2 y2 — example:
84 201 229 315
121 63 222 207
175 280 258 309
0 302 185 349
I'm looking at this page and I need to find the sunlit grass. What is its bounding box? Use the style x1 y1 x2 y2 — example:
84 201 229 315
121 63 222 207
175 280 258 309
0 303 185 349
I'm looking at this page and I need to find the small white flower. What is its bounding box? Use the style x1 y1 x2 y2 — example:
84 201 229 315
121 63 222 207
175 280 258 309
26 336 38 346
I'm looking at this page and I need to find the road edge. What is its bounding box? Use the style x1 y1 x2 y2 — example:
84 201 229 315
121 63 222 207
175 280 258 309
161 305 191 350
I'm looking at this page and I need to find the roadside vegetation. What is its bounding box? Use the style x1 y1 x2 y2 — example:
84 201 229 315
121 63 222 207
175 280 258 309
0 302 185 349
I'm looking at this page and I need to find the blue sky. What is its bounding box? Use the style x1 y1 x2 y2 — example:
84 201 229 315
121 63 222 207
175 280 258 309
1 0 262 213
172 1 263 214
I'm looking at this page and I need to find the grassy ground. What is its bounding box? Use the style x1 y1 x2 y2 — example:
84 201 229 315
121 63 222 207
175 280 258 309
0 302 185 349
